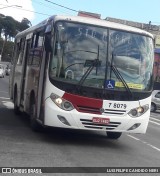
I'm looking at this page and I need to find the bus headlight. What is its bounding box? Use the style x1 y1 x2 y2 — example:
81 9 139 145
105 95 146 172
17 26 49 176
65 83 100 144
50 93 74 111
128 104 149 118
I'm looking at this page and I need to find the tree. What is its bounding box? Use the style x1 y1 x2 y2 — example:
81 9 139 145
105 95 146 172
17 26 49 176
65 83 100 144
19 18 31 31
0 15 31 40
0 15 31 61
0 20 3 38
2 16 17 41
0 38 14 62
0 13 5 37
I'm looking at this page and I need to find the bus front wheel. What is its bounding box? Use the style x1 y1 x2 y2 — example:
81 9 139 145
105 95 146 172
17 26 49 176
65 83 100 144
106 132 122 139
151 103 156 112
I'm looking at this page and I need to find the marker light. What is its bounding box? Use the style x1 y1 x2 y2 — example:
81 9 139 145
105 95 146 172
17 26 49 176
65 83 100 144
128 104 149 118
128 123 141 130
50 93 74 111
57 115 71 126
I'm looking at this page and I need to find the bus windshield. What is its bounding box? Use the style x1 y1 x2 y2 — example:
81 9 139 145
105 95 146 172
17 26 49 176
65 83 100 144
49 21 154 91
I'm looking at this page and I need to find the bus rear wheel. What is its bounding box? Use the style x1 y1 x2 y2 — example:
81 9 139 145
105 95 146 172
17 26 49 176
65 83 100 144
14 90 20 115
106 132 122 139
30 101 43 132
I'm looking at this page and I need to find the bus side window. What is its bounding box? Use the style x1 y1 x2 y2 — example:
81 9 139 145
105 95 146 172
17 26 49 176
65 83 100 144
27 35 35 65
33 31 44 48
37 31 44 47
13 41 20 64
17 38 25 65
32 31 44 66
31 34 36 48
26 39 32 65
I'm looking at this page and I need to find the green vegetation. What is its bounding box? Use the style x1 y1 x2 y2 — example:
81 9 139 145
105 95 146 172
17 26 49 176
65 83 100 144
0 13 31 62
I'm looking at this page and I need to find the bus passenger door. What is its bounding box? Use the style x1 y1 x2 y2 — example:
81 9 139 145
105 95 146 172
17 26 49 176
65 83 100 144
37 30 52 122
9 41 19 100
19 35 32 108
23 30 45 117
13 38 26 109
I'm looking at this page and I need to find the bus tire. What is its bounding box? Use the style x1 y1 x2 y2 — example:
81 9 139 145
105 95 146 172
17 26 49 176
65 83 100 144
30 100 43 132
106 132 122 139
151 103 156 112
14 89 20 115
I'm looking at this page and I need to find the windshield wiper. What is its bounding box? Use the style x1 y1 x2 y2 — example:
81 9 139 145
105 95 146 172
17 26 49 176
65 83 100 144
77 46 100 92
78 59 100 86
110 53 133 100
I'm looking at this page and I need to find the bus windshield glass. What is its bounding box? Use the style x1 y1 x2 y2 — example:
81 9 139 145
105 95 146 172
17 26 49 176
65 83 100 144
49 21 154 91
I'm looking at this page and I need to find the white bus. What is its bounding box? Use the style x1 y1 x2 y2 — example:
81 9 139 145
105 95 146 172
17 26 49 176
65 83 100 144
9 15 154 139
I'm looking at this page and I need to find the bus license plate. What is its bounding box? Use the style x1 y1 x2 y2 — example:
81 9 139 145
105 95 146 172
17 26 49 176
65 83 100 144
92 117 110 124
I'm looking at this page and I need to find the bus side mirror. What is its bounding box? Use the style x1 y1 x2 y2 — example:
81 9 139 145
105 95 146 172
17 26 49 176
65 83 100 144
44 34 52 52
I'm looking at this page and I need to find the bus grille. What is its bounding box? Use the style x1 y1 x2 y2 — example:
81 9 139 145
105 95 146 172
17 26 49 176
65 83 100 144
76 106 126 115
77 106 101 114
104 109 126 115
80 119 121 130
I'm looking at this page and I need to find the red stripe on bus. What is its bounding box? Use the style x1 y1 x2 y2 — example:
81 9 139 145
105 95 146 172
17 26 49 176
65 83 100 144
62 92 102 114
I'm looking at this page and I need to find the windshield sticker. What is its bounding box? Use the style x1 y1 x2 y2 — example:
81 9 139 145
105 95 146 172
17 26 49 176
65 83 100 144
105 80 115 89
115 82 144 90
75 27 108 42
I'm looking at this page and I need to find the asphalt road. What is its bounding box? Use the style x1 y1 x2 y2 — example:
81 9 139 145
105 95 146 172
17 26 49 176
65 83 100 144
0 76 160 176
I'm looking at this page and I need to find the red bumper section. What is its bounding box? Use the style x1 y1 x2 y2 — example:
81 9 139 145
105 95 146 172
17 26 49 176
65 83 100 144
62 92 103 114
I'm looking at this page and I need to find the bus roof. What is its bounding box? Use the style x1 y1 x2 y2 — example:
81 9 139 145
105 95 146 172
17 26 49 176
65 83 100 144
16 15 153 39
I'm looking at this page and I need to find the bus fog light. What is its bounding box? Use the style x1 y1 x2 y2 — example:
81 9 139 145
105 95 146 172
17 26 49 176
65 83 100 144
130 109 138 116
128 123 141 130
57 115 71 126
50 93 74 111
128 104 149 118
63 101 72 110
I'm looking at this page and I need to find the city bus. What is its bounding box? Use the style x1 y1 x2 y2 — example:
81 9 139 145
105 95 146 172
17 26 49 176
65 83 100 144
9 15 154 139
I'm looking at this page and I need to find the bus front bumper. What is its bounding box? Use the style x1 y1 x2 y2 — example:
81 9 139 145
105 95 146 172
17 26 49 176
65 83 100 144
44 98 150 134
